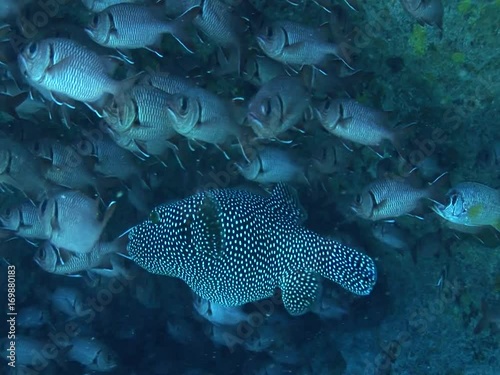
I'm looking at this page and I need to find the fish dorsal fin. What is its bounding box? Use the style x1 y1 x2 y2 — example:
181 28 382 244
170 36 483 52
192 193 223 258
268 184 307 224
280 270 320 316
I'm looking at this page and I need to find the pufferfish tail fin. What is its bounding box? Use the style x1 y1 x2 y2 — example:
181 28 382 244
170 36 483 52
316 239 377 296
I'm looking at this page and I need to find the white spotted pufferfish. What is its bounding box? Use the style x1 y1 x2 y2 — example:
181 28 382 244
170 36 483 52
127 184 377 315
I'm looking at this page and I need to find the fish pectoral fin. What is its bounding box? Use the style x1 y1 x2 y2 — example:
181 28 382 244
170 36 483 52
143 46 163 58
101 201 117 229
50 215 60 232
336 116 353 128
88 267 116 278
58 248 75 265
280 270 319 316
373 197 389 212
493 219 500 233
46 56 72 74
49 91 75 108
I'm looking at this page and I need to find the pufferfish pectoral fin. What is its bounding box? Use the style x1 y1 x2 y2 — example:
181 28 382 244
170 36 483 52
267 184 308 224
280 270 320 316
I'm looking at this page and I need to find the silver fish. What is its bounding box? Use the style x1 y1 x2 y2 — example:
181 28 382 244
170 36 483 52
237 146 306 184
17 306 51 329
193 296 248 326
39 191 116 254
247 75 309 139
29 138 97 191
312 0 359 13
167 317 199 345
311 281 348 320
371 222 411 251
314 98 397 148
352 177 435 220
18 38 133 107
75 132 141 181
308 137 353 175
29 138 80 166
141 71 197 94
400 0 443 29
67 337 118 372
165 87 241 145
50 286 87 318
165 0 245 56
256 20 352 69
241 53 286 87
432 182 500 232
44 163 97 192
0 201 50 240
81 0 146 13
35 238 126 276
85 4 198 55
164 0 199 17
103 84 178 143
0 137 48 198
132 275 160 308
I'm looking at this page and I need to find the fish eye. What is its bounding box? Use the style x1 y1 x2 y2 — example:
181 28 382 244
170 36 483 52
91 14 99 27
40 200 48 215
4 208 11 217
260 99 271 116
265 26 274 38
179 96 188 112
28 42 38 56
77 140 90 154
149 210 160 224
355 194 362 204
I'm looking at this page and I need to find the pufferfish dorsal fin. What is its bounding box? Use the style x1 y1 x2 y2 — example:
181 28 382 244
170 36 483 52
267 184 307 224
191 193 224 258
280 270 320 316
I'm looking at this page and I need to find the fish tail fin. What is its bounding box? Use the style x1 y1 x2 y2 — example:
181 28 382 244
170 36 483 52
168 7 200 54
118 71 145 93
101 201 117 230
493 218 500 233
0 92 28 119
426 171 450 200
315 238 376 296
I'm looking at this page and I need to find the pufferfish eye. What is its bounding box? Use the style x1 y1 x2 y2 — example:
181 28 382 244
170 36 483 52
149 210 160 225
